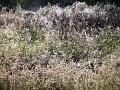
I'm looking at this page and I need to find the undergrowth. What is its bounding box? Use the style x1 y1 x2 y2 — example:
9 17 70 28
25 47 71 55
0 2 120 90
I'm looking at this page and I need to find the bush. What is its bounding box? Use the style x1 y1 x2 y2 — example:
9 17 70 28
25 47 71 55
0 2 120 90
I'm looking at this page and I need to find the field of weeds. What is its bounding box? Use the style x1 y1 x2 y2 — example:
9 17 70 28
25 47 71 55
0 2 120 90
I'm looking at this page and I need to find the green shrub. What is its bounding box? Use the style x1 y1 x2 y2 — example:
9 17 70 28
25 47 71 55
98 34 120 58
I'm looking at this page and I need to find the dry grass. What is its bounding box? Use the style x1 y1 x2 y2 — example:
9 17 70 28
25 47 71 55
0 2 120 90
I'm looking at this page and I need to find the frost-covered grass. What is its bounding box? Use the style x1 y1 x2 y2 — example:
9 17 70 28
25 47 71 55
0 2 120 90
